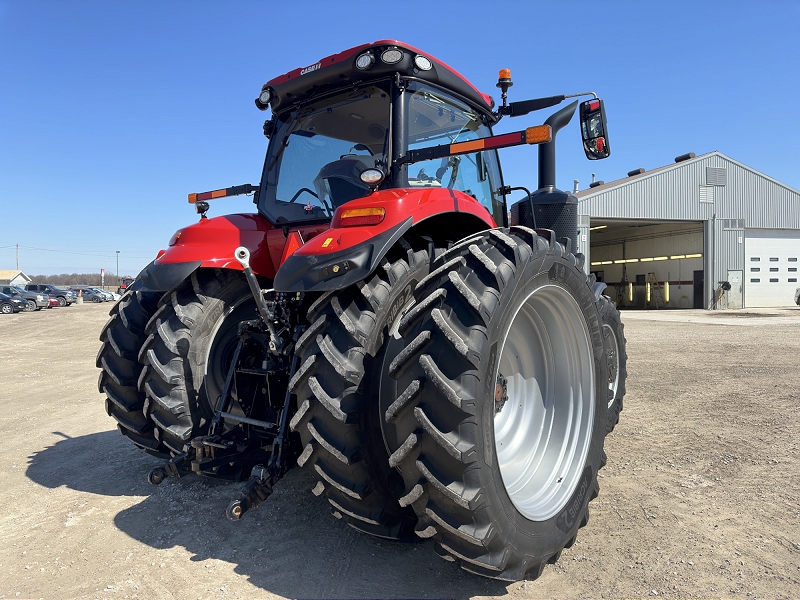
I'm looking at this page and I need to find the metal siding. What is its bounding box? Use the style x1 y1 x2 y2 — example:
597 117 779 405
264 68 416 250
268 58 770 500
721 228 744 272
578 157 716 221
711 157 800 229
579 153 800 228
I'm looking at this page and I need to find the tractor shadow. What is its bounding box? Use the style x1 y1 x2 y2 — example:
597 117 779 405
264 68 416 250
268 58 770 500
26 431 508 599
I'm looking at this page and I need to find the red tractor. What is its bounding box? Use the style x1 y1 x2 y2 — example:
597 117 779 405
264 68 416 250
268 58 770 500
98 40 627 581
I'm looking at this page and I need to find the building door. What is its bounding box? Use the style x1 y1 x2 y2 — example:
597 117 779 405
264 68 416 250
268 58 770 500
727 270 743 308
744 229 800 307
693 270 704 308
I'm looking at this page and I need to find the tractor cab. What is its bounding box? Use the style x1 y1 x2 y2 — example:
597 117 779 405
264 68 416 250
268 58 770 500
255 41 506 228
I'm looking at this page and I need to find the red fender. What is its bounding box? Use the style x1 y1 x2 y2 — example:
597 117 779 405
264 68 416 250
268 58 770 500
156 213 329 280
274 187 497 292
292 187 497 258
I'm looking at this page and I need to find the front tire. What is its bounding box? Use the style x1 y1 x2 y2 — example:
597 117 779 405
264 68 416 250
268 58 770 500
138 269 257 455
25 300 36 312
57 296 67 307
383 227 608 581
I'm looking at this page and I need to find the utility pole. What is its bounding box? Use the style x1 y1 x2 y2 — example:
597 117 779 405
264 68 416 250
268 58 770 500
16 244 19 270
116 250 120 285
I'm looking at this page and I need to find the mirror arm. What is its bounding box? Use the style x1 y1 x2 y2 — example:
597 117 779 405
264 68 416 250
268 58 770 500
495 92 596 119
496 95 565 118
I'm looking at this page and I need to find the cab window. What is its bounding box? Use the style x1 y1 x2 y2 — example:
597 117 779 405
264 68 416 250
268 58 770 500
405 82 504 225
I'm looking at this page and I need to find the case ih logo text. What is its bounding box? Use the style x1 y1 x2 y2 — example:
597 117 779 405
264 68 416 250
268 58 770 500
300 62 321 75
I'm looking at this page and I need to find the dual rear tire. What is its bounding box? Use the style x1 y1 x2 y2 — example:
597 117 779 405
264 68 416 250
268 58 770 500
379 227 609 580
98 270 257 458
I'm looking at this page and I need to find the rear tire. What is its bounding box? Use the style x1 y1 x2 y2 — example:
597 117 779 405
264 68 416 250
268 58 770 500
138 269 257 455
290 237 440 540
97 288 168 456
383 227 608 581
25 300 36 312
598 295 627 433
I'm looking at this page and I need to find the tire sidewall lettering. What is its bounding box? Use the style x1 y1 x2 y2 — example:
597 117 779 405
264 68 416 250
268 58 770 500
478 249 607 546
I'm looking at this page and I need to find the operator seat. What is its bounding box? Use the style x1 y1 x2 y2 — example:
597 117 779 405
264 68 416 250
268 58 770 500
313 156 373 208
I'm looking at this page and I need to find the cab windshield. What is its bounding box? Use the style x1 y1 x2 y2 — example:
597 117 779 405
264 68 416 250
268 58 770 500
258 83 391 224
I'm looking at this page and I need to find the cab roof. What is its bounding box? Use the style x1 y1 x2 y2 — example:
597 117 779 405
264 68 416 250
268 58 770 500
263 40 495 115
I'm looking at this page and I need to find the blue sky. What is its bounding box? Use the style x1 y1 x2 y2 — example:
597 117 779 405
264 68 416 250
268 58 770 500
1 1 798 277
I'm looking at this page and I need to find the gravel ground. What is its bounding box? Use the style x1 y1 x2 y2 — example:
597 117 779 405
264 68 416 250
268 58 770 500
0 302 799 599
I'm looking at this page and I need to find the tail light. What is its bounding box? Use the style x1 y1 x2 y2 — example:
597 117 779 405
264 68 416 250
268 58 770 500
339 207 385 227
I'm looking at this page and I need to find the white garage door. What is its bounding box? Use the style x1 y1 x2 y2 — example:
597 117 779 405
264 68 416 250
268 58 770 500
744 229 800 307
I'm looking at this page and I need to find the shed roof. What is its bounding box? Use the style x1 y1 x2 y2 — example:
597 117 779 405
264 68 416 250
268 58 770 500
0 270 31 283
574 151 800 199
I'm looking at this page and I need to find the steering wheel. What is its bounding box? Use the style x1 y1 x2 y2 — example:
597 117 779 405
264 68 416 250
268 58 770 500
288 187 319 203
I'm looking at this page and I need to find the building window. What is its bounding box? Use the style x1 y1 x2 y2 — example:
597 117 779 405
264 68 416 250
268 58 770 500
751 278 760 283
770 257 779 262
789 258 798 262
770 268 779 272
722 219 744 230
770 278 779 283
750 257 760 262
789 268 797 272
790 278 798 283
750 267 760 272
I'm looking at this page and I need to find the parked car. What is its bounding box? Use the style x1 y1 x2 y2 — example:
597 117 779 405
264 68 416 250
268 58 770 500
25 284 77 307
0 292 27 314
46 296 61 308
0 285 48 311
117 276 134 294
67 286 107 303
82 287 113 301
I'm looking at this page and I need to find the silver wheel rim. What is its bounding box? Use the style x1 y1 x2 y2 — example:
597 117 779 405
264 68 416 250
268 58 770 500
494 285 595 521
603 323 620 409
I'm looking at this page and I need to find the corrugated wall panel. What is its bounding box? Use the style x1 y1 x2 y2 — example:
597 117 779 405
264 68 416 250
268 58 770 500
579 154 800 227
716 157 800 229
720 228 744 273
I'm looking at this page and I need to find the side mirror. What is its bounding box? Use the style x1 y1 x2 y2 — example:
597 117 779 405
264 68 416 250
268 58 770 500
579 98 610 160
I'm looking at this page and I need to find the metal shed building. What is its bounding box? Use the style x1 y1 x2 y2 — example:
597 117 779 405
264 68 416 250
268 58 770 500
573 151 800 309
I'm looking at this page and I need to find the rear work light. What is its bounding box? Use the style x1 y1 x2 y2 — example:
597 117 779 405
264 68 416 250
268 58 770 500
381 48 403 64
414 55 432 71
355 52 375 70
339 207 385 227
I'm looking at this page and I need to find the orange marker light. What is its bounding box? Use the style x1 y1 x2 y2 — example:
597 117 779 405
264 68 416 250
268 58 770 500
525 125 553 145
340 207 386 227
498 68 512 81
